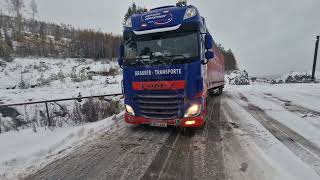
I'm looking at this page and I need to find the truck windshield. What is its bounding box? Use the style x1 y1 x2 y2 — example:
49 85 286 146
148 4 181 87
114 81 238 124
124 32 199 66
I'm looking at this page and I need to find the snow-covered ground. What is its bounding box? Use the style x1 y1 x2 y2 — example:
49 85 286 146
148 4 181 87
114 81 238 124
0 112 124 180
276 71 320 83
1 59 320 179
0 58 121 104
223 83 320 180
0 58 124 179
0 58 123 129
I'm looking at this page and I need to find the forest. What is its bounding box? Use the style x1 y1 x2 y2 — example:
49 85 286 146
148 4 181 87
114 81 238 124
0 0 121 61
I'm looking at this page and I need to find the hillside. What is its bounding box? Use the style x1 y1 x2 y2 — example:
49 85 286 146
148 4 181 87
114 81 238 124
0 14 121 61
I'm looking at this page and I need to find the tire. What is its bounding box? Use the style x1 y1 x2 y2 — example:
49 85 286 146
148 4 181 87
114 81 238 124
209 87 223 97
208 88 216 97
218 87 223 95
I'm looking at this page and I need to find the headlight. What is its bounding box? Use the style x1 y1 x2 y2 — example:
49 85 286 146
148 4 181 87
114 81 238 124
184 104 201 118
125 104 135 116
184 8 197 20
124 18 132 27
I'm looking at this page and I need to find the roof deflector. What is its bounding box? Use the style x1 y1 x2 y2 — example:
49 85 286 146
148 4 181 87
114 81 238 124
150 6 175 11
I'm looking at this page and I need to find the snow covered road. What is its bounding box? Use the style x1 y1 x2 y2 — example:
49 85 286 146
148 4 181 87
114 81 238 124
222 84 320 180
22 83 320 180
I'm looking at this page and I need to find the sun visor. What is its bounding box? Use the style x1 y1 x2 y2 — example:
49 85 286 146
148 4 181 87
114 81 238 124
131 7 187 34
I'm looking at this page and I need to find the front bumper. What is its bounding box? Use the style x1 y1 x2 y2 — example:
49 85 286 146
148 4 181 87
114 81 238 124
125 113 205 128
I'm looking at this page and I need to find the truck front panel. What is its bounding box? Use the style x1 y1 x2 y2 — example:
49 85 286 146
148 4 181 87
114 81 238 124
120 4 224 128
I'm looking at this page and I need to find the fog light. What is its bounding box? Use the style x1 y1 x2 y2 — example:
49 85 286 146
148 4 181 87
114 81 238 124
185 120 196 125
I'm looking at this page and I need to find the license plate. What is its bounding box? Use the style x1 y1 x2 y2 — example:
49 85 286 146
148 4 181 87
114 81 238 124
150 122 167 127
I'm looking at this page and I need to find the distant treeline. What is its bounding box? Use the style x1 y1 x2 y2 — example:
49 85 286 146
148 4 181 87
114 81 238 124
0 14 121 61
217 44 238 71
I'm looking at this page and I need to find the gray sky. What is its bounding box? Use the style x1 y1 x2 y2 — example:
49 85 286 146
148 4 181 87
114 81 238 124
16 1 320 76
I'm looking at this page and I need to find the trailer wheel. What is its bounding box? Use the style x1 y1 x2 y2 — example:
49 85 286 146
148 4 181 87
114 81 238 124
218 87 223 95
208 88 216 97
209 87 223 97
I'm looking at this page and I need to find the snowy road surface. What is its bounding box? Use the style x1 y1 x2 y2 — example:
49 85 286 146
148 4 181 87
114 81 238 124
24 84 320 180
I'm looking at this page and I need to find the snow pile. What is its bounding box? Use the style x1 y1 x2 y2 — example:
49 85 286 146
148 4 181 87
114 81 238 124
0 112 124 180
274 71 320 84
225 70 250 85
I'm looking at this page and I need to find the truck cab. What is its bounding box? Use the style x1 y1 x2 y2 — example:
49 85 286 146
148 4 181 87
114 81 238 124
118 3 224 128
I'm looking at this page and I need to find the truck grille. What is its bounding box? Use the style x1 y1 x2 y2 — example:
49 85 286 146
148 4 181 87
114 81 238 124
135 94 184 120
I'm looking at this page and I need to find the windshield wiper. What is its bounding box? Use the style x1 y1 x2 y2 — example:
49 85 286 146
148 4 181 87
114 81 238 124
151 54 188 65
163 54 188 59
126 56 150 66
163 54 188 64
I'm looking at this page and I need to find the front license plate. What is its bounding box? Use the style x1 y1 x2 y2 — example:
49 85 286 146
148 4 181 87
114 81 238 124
150 122 167 127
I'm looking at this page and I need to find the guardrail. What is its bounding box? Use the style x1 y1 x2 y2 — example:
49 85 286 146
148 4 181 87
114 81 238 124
0 93 123 127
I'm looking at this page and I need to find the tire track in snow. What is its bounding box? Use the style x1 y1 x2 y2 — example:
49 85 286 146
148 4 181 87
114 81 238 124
235 94 320 176
141 126 195 180
191 96 226 180
24 120 171 180
25 97 226 180
263 93 320 117
141 96 226 180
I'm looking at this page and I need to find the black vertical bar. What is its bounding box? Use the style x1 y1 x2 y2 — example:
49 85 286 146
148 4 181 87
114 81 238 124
45 102 51 126
312 36 319 81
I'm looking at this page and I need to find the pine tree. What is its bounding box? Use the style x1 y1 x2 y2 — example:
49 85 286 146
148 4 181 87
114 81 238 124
218 44 239 71
123 2 147 24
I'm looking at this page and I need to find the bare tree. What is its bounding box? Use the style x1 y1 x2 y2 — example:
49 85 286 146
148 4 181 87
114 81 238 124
6 0 24 36
29 0 37 21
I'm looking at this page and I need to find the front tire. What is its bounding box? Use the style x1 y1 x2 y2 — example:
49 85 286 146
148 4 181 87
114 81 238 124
217 87 223 95
209 86 223 97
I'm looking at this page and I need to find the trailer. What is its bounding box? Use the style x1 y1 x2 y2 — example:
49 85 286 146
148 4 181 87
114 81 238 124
118 1 224 128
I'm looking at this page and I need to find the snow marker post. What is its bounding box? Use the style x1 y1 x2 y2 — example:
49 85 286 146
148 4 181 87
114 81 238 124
45 102 52 127
312 35 319 82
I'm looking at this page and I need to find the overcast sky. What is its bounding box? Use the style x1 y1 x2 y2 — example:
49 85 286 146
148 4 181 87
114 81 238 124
15 1 320 76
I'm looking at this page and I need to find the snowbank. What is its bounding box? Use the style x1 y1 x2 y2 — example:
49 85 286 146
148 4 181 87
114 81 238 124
274 71 320 84
225 70 250 85
0 112 124 180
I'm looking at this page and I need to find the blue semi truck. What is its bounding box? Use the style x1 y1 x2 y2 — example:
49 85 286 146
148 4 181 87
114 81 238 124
118 2 225 128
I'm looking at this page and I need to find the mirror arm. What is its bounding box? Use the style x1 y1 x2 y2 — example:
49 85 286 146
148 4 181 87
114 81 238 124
201 58 208 65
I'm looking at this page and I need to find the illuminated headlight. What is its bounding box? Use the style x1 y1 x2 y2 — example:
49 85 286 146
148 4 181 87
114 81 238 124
184 8 197 20
124 18 132 27
125 104 135 116
184 104 201 118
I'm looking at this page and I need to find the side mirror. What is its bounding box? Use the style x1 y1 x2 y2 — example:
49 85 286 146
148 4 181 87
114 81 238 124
202 51 214 65
118 45 124 67
119 44 124 57
205 51 214 60
118 57 123 67
205 34 213 49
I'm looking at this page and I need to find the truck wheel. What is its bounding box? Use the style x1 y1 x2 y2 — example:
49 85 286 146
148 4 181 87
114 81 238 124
208 88 216 97
218 87 223 95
